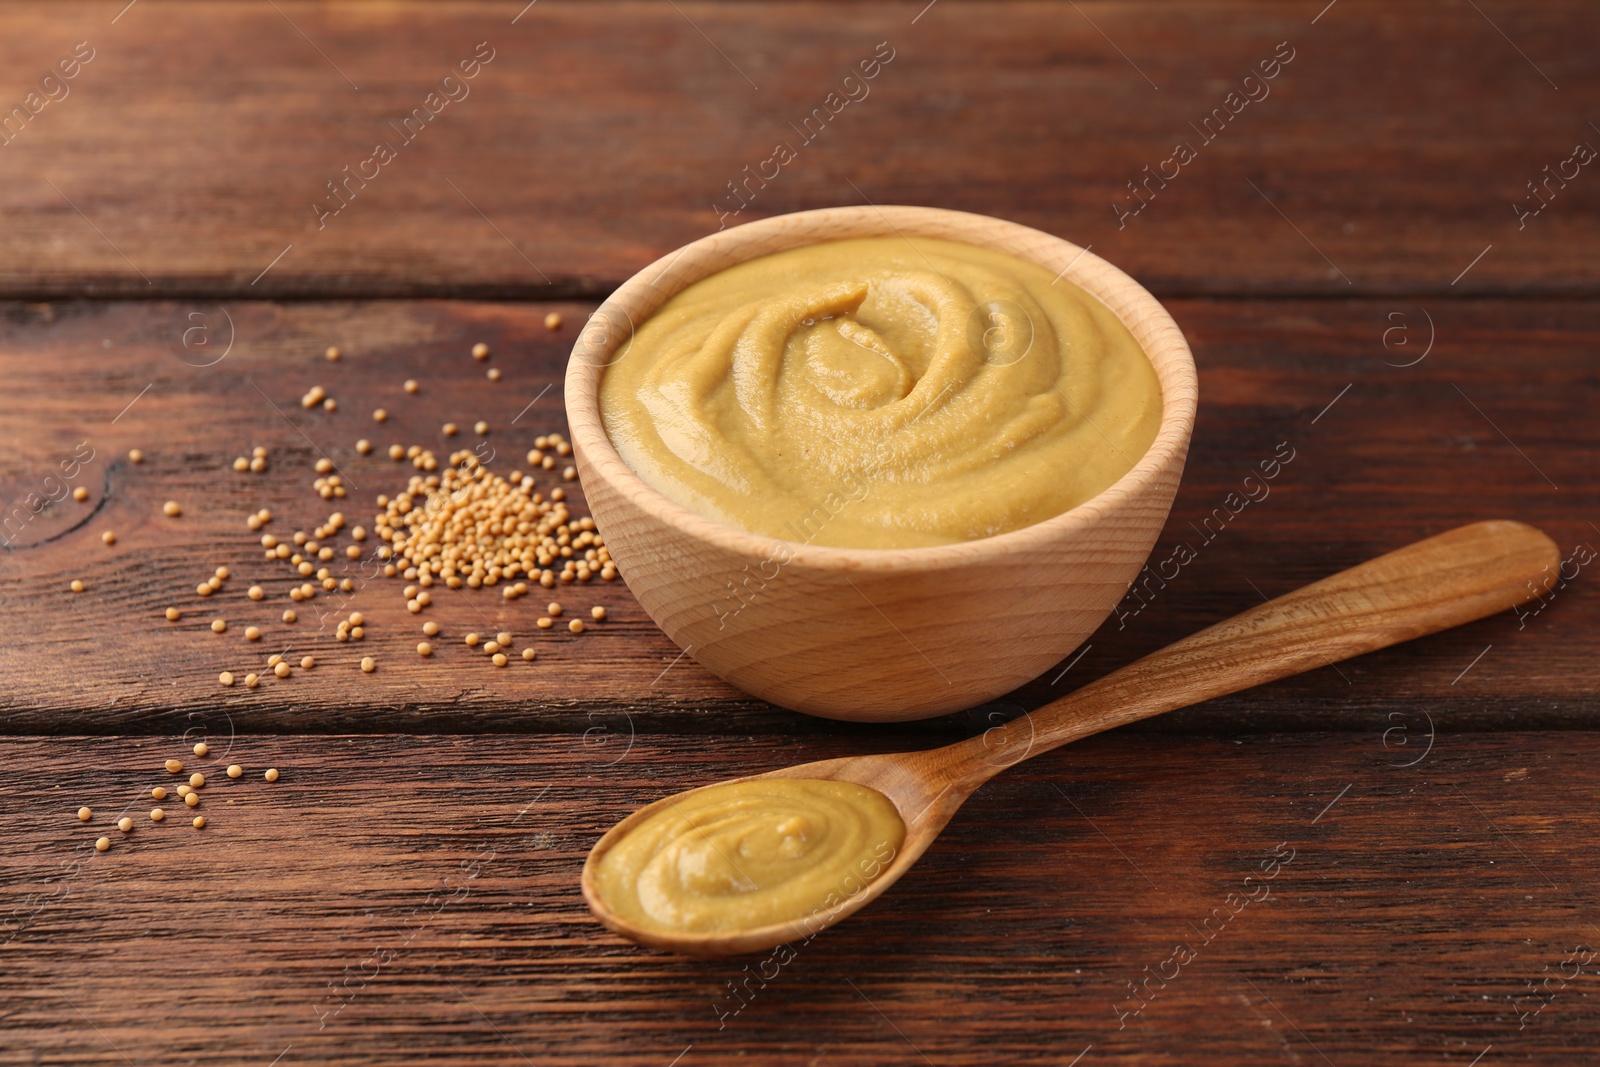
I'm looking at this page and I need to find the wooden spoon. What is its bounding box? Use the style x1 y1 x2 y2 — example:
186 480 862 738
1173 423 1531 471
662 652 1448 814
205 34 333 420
583 520 1558 956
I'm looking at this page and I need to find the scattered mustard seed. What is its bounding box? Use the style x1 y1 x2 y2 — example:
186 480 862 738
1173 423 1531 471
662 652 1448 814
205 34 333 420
245 673 260 687
536 617 553 629
194 741 209 757
492 652 508 667
264 768 280 783
487 367 502 382
95 837 110 852
326 345 341 361
70 579 85 593
360 656 376 673
128 448 144 463
245 626 262 642
184 792 200 808
190 773 205 788
404 379 419 394
151 808 166 822
374 408 389 424
193 815 207 828
177 785 192 798
357 439 373 455
152 786 167 800
417 641 433 657
102 531 116 545
422 621 440 636
591 606 607 621
546 602 562 617
283 608 298 623
215 566 229 580
247 585 265 601
226 765 242 779
545 311 563 330
274 662 291 678
315 457 333 474
568 619 585 634
212 619 227 634
522 647 536 662
117 817 134 833
77 806 92 822
484 641 500 655
163 501 182 517
464 632 480 647
472 342 490 360
219 671 235 686
300 655 315 670
496 631 512 646
475 421 489 436
73 486 89 502
443 423 458 436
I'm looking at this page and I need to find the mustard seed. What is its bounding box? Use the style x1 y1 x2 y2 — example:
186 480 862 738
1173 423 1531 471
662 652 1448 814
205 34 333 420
546 602 562 617
496 631 512 646
235 457 250 472
536 617 553 629
95 837 110 852
484 641 500 655
190 773 205 788
443 423 458 436
475 421 489 435
422 621 439 636
349 612 364 626
193 741 209 757
250 456 267 472
417 641 433 657
248 585 265 601
268 653 283 667
73 486 89 502
545 311 563 330
102 531 115 545
245 626 262 642
374 408 388 424
184 792 200 808
128 448 144 463
487 367 502 382
464 632 480 647
522 647 536 662
568 619 585 634
323 397 337 412
219 671 234 686
226 765 242 779
153 786 168 800
404 379 419 394
151 808 165 822
360 656 376 673
77 806 92 822
163 501 182 517
591 606 606 621
177 785 192 798
357 439 372 455
212 619 227 634
274 662 291 678
562 466 577 481
264 768 280 783
70 579 85 593
245 673 260 687
117 817 134 833
193 815 207 828
326 345 341 361
492 652 508 667
216 566 230 580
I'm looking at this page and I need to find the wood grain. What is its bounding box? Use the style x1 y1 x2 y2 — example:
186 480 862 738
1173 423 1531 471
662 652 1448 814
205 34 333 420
1 297 1595 734
2 2 1597 298
5 731 1599 1064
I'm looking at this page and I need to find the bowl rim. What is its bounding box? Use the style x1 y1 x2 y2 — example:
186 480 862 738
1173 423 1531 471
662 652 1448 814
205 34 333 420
565 204 1198 574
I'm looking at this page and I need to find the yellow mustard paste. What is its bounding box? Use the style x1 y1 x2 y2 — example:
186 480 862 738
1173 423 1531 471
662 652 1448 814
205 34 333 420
599 236 1162 549
592 778 904 936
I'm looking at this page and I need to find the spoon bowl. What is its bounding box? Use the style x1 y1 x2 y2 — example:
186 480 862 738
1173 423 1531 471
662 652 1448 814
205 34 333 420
584 520 1560 956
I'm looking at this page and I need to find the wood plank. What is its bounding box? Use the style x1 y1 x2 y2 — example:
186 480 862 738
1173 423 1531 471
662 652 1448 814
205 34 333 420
1 1 1596 298
1 298 1595 734
5 731 1599 1064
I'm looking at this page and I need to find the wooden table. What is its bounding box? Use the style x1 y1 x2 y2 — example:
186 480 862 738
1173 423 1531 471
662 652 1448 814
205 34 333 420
4 3 1597 1063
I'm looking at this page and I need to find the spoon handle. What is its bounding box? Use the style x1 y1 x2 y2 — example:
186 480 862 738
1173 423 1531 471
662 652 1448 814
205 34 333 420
987 520 1558 769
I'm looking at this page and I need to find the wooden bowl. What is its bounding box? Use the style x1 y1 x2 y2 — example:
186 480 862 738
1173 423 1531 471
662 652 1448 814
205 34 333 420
565 206 1197 721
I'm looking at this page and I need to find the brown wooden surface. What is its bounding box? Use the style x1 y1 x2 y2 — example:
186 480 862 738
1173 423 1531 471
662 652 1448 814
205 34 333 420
1 2 1597 298
2 297 1593 734
7 732 1600 1065
5 0 1600 1062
